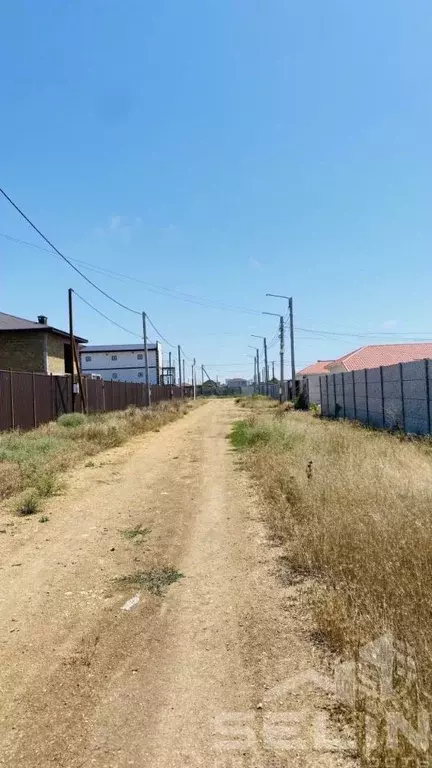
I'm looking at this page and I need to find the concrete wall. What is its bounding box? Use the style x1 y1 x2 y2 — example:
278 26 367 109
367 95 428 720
320 359 432 435
0 331 46 372
303 374 322 404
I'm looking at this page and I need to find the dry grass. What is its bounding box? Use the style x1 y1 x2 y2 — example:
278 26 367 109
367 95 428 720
231 405 432 762
0 401 190 511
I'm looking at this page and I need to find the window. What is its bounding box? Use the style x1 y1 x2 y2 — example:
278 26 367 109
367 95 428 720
138 372 143 378
112 373 118 379
85 355 91 362
111 354 118 361
137 353 143 360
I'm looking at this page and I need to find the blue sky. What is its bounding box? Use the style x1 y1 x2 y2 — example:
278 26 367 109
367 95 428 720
2 0 432 382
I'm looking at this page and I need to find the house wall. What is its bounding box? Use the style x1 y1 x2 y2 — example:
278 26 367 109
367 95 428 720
46 334 67 374
0 331 46 372
80 348 160 384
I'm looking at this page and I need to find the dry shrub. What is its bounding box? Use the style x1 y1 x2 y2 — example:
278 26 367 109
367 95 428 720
236 410 432 719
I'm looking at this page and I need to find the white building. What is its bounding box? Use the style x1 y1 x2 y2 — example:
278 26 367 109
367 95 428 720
79 343 162 384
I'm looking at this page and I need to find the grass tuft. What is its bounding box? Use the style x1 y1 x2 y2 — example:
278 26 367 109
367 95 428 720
121 524 151 542
16 493 41 516
117 566 184 596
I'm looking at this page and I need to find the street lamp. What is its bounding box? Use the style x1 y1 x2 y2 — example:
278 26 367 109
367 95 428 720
251 334 268 395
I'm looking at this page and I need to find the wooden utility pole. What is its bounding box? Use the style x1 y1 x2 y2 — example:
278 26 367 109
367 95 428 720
142 312 151 407
263 336 269 396
68 288 75 413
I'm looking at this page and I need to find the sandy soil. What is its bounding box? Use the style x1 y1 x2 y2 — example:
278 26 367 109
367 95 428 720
0 400 356 767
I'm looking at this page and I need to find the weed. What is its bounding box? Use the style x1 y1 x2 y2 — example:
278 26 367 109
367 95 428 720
57 413 87 428
117 566 184 596
121 524 151 542
16 493 41 516
36 473 63 498
39 515 49 523
234 405 432 765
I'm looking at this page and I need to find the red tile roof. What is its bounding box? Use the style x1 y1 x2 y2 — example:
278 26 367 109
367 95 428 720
327 343 432 372
297 360 334 376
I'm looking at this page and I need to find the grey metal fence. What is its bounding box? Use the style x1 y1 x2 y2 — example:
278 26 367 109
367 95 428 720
0 369 182 432
320 359 432 435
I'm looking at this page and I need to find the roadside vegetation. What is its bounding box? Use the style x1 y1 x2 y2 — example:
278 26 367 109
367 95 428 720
230 399 432 762
0 401 190 515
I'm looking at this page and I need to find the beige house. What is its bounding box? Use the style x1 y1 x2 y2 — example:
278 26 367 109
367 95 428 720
0 312 87 375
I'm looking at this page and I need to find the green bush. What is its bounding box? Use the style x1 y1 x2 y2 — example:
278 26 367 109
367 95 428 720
57 413 87 428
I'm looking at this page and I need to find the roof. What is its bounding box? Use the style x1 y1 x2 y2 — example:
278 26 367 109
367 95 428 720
80 344 157 353
327 343 432 372
0 311 87 343
297 360 334 376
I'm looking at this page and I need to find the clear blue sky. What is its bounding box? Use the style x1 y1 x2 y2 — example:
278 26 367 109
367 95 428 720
2 0 432 382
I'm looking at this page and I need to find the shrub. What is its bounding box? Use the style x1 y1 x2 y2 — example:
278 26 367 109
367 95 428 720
57 413 87 428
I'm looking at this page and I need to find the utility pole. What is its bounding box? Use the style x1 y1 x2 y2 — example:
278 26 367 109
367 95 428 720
201 364 204 386
168 351 172 385
272 361 275 381
68 288 75 413
192 358 196 400
252 335 268 396
266 293 296 400
248 345 259 393
263 312 284 402
289 297 296 397
279 315 284 403
177 344 182 396
142 312 151 407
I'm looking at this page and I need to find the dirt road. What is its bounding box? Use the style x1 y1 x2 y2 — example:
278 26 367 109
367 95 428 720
0 401 355 767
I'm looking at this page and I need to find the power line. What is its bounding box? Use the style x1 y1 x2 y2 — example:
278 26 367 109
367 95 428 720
0 228 262 316
146 315 176 349
73 291 142 339
0 188 142 316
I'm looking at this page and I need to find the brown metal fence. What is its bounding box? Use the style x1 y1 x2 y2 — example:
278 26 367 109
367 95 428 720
0 369 182 432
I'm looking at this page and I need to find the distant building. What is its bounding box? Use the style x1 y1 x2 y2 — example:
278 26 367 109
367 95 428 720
226 378 248 388
0 311 87 375
80 343 162 384
326 343 432 373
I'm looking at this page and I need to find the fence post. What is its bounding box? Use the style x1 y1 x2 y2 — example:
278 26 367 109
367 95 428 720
342 373 346 418
426 359 431 435
326 376 330 415
32 372 37 428
319 377 323 411
9 369 15 430
365 368 369 424
352 370 356 419
380 366 385 429
400 362 405 431
50 373 55 419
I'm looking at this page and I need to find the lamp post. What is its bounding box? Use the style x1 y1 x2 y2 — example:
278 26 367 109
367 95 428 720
263 311 284 402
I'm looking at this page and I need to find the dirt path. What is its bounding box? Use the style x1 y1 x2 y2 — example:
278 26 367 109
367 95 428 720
0 401 355 768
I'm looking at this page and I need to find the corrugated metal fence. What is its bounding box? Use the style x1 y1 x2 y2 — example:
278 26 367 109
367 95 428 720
0 369 182 432
320 358 432 435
